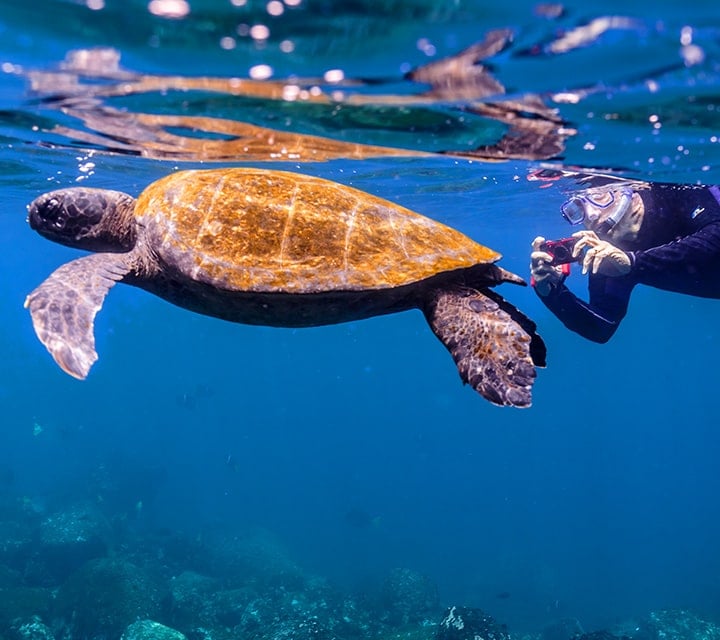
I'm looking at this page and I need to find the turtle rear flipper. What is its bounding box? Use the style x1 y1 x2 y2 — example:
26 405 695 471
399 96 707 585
424 287 544 408
25 254 131 379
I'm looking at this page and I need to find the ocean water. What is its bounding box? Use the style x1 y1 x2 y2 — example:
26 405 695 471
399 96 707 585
1 0 720 638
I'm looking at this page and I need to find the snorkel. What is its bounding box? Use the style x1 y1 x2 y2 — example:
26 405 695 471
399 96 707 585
596 189 633 235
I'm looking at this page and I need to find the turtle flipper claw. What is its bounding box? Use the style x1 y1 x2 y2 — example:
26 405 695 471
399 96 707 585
25 254 130 379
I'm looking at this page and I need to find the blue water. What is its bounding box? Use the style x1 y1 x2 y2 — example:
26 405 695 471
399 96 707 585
1 0 720 636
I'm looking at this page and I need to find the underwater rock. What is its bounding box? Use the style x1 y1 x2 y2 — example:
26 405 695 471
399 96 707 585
0 564 22 588
0 512 35 572
380 567 440 626
8 616 55 640
273 575 375 639
574 631 627 640
116 527 208 581
202 528 305 590
632 610 720 640
53 557 164 638
165 551 374 639
121 619 187 640
435 606 510 640
0 588 53 631
166 571 223 629
8 615 55 640
541 618 585 640
209 587 256 628
182 630 237 640
36 501 111 583
207 575 374 640
235 607 329 640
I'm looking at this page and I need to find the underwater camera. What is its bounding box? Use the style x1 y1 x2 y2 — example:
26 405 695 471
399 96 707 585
540 237 581 265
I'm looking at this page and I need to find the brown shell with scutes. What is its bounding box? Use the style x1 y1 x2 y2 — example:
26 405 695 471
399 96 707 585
137 168 500 293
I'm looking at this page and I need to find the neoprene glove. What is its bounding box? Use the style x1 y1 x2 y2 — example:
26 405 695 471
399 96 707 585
572 230 631 276
530 236 565 297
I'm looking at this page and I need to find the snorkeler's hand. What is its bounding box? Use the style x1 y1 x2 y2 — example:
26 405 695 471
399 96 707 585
530 236 565 297
572 230 631 276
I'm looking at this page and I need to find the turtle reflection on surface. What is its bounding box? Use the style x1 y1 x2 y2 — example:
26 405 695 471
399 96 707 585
24 29 574 163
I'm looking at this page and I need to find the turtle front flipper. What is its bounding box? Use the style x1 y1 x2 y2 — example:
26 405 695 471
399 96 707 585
424 287 545 408
24 254 131 379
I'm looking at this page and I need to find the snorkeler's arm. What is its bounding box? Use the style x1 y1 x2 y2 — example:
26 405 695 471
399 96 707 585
629 219 720 276
539 275 633 343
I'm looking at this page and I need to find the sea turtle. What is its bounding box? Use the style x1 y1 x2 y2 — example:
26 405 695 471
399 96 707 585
25 168 545 407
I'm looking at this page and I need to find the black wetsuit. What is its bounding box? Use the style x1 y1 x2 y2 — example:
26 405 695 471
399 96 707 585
539 183 720 342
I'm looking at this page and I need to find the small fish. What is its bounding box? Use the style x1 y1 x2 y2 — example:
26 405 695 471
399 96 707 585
344 507 381 529
177 383 215 409
226 454 240 472
176 392 195 409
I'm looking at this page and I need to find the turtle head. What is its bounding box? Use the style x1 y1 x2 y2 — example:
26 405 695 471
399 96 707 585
28 187 137 252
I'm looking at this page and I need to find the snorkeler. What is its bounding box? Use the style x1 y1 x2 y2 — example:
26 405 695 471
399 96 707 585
530 181 720 342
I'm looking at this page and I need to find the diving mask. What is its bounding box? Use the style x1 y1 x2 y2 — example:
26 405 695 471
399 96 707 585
561 188 634 233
